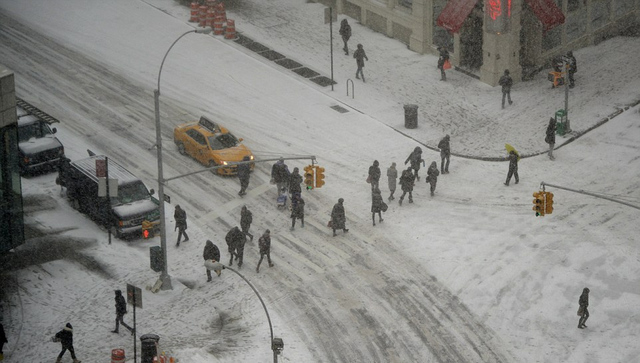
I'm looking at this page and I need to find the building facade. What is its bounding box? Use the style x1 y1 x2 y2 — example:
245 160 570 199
319 0 639 85
0 64 24 253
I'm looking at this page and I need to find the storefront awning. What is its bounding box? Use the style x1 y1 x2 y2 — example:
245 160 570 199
436 0 480 34
525 0 565 32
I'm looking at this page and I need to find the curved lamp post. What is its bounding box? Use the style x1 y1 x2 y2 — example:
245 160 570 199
154 27 211 290
208 261 284 362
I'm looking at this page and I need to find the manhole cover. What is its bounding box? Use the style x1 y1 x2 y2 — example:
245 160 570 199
244 42 269 53
260 50 285 61
310 76 337 87
275 58 303 69
330 105 349 113
292 67 320 78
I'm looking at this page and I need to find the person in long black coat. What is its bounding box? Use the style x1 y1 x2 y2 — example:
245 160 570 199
339 19 352 55
331 198 349 237
111 290 134 334
237 156 252 196
203 240 221 281
566 51 577 88
55 323 80 363
438 135 451 174
398 167 414 206
240 205 254 241
404 146 424 181
271 158 290 195
174 205 189 247
504 150 519 186
289 167 303 197
256 229 274 273
578 287 590 329
371 188 384 226
437 47 450 81
426 161 440 196
545 117 557 160
225 226 245 267
368 160 381 191
499 69 513 109
353 44 369 82
291 194 305 230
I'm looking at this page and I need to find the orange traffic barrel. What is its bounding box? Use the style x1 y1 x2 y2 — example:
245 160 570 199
224 19 237 40
216 3 227 22
198 5 208 27
189 3 199 22
206 8 215 27
111 349 125 363
213 15 225 35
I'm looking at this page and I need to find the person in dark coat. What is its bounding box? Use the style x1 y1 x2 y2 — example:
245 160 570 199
1 322 7 360
237 156 252 196
353 44 369 82
203 240 221 282
545 117 557 160
271 158 290 195
368 160 381 191
425 161 440 197
566 51 577 88
225 226 245 267
240 205 254 241
111 290 134 334
289 167 303 197
438 135 451 174
339 19 352 55
371 188 385 226
437 47 450 81
331 198 349 237
504 150 519 186
256 229 274 273
578 287 590 329
404 146 425 181
499 69 513 109
398 167 414 206
174 205 189 247
55 323 80 363
290 194 305 230
387 162 397 201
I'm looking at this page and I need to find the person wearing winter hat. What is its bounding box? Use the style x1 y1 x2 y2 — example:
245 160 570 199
331 198 349 237
578 287 590 329
112 290 134 334
368 160 381 191
55 323 80 363
545 117 557 160
386 162 398 201
256 230 274 273
499 69 513 109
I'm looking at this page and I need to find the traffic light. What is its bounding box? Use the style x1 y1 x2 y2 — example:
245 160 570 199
304 165 315 190
533 191 545 217
142 220 154 239
314 166 325 188
545 192 554 215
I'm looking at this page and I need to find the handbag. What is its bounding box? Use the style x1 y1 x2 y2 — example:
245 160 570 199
577 306 584 316
327 220 333 228
366 175 371 184
381 202 388 212
443 59 452 70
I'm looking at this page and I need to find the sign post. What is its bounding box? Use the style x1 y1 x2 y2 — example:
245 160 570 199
127 284 143 363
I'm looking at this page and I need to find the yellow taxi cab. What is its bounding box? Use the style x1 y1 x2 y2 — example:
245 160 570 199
173 116 254 175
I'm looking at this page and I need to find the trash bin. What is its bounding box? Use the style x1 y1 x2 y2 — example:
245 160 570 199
555 109 567 136
140 334 160 363
150 246 163 272
404 104 418 129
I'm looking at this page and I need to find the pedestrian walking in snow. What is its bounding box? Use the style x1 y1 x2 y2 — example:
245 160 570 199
339 19 352 55
368 160 381 191
504 150 519 186
387 162 398 201
545 117 557 160
289 167 303 198
499 69 513 109
438 135 451 174
425 161 440 196
225 226 245 267
240 205 254 241
174 205 189 247
271 158 290 195
111 290 134 335
398 167 414 206
354 44 369 82
371 188 385 226
578 287 590 329
237 156 252 196
54 323 80 363
405 146 425 181
331 198 349 236
256 229 274 273
437 47 450 81
203 240 221 281
566 51 577 88
290 194 305 230
1 323 7 361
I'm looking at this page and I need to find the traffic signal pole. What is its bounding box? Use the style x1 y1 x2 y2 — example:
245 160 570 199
541 181 640 211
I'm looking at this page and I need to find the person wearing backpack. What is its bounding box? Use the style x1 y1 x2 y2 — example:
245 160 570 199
256 230 274 273
55 323 81 363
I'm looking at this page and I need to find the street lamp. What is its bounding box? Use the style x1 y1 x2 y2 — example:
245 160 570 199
208 262 284 362
154 27 212 290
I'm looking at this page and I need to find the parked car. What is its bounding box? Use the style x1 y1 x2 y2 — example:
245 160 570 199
173 116 254 175
57 154 160 239
17 112 65 175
